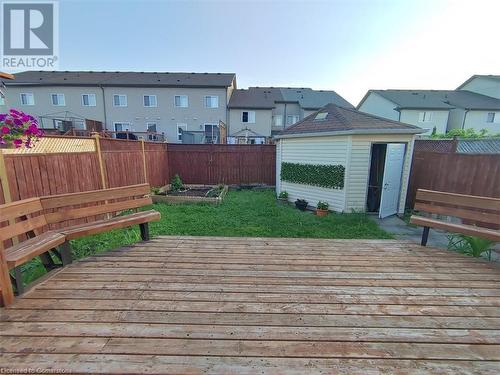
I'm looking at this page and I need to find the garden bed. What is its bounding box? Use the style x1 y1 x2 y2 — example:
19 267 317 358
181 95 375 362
152 184 228 204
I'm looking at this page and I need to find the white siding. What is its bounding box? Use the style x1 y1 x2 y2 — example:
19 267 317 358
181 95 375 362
460 77 500 99
278 136 348 212
347 134 415 214
399 109 449 135
358 93 399 121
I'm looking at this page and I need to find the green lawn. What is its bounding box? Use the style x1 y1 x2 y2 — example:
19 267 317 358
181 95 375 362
22 189 391 284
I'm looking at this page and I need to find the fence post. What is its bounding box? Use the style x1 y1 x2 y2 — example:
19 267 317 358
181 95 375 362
93 134 108 189
141 139 148 184
0 150 12 204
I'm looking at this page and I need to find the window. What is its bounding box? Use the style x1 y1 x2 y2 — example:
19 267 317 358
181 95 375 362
314 112 328 121
143 95 157 107
113 94 127 107
114 122 131 131
177 123 187 141
82 94 96 107
51 93 65 106
418 111 433 122
174 95 188 108
147 123 157 133
205 96 219 108
242 111 255 123
273 115 283 126
486 112 495 123
0 96 4 105
287 115 300 125
20 93 34 106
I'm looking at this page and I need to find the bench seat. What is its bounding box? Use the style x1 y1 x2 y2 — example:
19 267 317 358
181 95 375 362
60 210 160 240
411 216 500 242
5 231 66 269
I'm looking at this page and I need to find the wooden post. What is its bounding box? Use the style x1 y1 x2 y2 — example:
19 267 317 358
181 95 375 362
0 242 14 306
93 134 107 189
141 139 148 183
0 150 12 204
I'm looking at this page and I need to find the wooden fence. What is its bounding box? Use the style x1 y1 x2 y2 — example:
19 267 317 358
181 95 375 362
0 140 276 204
167 144 276 185
407 151 500 208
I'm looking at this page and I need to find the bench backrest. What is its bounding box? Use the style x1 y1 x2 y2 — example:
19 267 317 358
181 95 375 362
40 183 152 227
0 198 47 244
414 189 500 229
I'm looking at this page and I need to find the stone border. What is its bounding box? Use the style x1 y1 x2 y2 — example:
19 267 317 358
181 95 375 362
152 185 228 205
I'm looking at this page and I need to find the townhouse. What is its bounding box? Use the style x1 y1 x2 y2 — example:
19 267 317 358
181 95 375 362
0 71 236 142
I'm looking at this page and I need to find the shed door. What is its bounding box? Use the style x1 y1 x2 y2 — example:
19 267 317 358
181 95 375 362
379 143 406 218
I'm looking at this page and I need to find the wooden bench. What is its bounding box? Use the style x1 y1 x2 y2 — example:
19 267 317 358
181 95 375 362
0 198 68 304
410 189 500 246
40 183 160 257
1 183 160 306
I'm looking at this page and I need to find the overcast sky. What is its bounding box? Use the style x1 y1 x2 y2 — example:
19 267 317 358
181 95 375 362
51 0 500 105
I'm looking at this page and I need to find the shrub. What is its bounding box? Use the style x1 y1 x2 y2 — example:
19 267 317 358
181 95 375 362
278 191 288 199
317 201 329 210
170 174 184 192
447 234 496 260
281 162 345 189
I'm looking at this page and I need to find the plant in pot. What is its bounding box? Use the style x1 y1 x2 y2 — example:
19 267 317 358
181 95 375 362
277 191 288 204
295 198 308 211
316 201 329 217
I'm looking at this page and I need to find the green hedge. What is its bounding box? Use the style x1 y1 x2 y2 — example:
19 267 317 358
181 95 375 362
280 162 345 189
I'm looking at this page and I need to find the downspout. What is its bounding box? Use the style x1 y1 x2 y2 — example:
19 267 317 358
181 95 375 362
100 85 108 131
461 109 469 130
284 103 287 128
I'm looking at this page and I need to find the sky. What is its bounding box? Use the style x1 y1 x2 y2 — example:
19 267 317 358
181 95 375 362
33 0 500 105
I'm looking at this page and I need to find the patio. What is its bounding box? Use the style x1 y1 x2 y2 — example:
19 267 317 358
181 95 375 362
0 236 499 374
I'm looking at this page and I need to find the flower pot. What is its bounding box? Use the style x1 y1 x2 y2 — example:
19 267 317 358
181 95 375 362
316 208 329 217
277 198 288 205
295 200 308 211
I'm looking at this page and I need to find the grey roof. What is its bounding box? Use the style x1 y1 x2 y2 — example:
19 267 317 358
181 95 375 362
365 89 500 110
6 71 236 88
276 103 423 138
457 139 500 154
228 87 353 109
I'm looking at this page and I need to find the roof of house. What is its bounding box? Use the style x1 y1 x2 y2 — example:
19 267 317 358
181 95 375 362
276 103 424 138
228 87 353 109
457 75 500 89
361 89 500 110
4 71 236 88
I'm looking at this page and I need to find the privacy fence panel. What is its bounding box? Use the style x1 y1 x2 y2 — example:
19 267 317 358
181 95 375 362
167 144 276 185
407 151 500 208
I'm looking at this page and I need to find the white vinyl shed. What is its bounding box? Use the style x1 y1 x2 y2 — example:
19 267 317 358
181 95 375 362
275 104 424 218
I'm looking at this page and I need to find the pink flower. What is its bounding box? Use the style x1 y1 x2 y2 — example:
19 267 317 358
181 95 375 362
1 126 9 134
13 139 23 148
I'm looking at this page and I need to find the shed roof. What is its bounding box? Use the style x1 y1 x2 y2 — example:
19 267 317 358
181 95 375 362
228 87 353 109
276 103 423 138
364 89 500 110
5 71 236 88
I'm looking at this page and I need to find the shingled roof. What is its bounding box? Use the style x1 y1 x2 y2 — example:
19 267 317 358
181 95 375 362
361 89 500 110
5 71 236 88
276 103 423 138
228 87 353 109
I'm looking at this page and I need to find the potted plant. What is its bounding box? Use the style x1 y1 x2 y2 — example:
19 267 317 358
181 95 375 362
316 201 329 217
295 198 308 211
277 191 288 204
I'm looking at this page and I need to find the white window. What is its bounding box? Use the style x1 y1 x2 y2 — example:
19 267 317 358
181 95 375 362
418 111 433 122
113 94 127 107
242 111 255 123
273 115 283 126
174 95 188 108
0 96 4 105
314 112 328 121
486 112 496 123
114 122 131 131
177 123 187 141
205 96 219 108
143 95 157 107
82 94 96 107
51 93 65 106
20 93 35 106
286 115 300 125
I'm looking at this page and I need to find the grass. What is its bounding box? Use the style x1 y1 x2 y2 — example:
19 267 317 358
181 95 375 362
21 189 391 284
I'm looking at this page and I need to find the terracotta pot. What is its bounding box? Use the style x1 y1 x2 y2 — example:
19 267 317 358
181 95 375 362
316 208 329 217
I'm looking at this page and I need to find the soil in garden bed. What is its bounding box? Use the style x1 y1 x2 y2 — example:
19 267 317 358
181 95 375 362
166 188 212 197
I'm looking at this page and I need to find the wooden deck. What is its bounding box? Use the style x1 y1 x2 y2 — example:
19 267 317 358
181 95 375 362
1 236 499 374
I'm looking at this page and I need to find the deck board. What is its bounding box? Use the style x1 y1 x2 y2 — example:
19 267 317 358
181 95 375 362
1 236 499 374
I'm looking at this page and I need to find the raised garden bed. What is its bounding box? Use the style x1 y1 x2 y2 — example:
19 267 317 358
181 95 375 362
152 184 228 205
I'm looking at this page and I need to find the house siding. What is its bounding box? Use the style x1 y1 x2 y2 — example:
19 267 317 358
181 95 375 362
399 109 449 135
346 134 415 214
228 108 273 137
463 110 500 133
277 136 348 212
459 77 500 99
358 92 400 121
